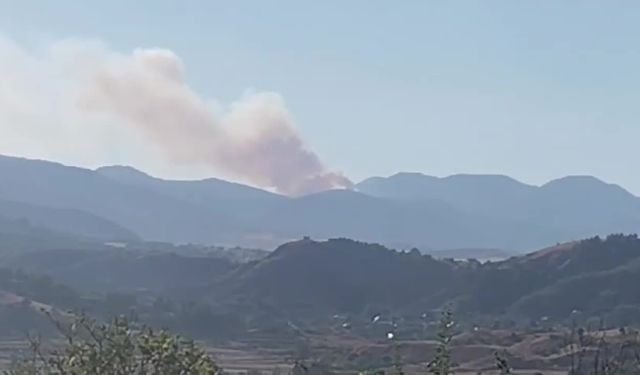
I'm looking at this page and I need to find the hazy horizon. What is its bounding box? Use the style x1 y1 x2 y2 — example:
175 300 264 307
2 1 640 194
2 151 634 198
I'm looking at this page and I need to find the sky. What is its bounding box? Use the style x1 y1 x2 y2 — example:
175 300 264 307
1 1 640 193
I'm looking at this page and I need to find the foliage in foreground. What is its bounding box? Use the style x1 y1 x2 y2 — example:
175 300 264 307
6 314 218 375
10 310 640 375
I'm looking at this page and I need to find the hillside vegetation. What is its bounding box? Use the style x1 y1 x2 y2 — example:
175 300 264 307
2 227 640 333
2 224 640 373
201 234 640 328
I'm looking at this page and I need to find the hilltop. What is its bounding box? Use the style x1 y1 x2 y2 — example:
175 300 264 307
202 234 640 328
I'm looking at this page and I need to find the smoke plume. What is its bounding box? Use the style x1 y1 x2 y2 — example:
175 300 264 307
0 35 352 196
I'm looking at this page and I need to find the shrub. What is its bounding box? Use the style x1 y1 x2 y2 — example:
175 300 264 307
7 314 219 375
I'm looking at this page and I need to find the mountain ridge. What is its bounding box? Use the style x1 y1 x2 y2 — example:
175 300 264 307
3 154 640 251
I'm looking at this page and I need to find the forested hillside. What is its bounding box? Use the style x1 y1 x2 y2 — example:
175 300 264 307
2 227 639 337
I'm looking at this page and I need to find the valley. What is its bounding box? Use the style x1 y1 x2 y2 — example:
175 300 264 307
2 155 640 373
0 218 639 373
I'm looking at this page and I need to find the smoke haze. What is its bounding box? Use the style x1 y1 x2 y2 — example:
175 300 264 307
0 35 351 195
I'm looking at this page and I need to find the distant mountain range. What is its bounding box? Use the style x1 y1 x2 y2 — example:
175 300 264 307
0 198 137 242
1 154 639 251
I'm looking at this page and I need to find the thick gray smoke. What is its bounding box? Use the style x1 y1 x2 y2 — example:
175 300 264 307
79 48 352 196
0 35 351 196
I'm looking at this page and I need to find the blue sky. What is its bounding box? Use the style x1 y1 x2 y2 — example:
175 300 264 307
2 1 640 192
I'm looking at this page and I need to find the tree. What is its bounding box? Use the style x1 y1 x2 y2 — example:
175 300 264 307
428 308 454 375
7 314 219 375
494 350 511 375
